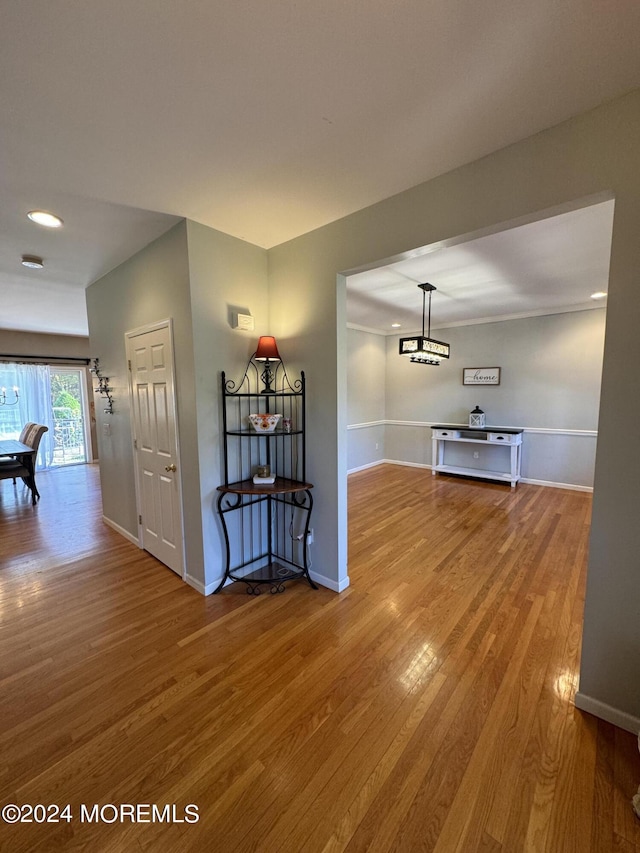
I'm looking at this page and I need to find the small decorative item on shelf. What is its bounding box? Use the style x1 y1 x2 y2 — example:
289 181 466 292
90 358 114 415
282 417 292 433
253 465 276 484
469 405 485 428
249 413 282 432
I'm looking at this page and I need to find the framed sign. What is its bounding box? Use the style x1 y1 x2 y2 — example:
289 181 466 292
463 367 501 386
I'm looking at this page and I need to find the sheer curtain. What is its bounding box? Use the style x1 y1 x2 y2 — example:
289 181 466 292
0 363 55 469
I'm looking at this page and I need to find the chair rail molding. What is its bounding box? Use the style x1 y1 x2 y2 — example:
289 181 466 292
348 419 598 438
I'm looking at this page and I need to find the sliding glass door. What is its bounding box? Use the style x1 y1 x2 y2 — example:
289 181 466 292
50 368 90 466
0 363 90 468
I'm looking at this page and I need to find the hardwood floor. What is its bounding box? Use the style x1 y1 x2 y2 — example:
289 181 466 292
1 463 639 852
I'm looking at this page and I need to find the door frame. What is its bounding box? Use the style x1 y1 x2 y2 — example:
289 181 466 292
125 318 186 579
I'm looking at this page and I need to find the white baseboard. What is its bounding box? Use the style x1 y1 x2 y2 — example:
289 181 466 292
185 573 227 596
347 460 386 474
384 459 432 470
348 459 431 475
188 571 347 596
348 459 593 492
102 515 141 547
575 692 640 735
520 477 593 492
310 569 350 593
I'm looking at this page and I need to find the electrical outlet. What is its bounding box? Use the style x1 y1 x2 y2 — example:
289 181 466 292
307 529 314 545
473 451 479 459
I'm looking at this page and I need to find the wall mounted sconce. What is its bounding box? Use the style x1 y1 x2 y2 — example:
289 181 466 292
90 358 114 414
0 386 20 406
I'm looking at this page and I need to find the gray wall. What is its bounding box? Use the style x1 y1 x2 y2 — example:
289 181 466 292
268 90 640 730
86 221 202 571
185 220 269 591
347 328 386 472
347 309 605 488
0 329 90 361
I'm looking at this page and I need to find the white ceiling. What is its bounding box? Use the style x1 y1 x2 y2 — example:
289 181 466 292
1 1 639 337
346 200 614 332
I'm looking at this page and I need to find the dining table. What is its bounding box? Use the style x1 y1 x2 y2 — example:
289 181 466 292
0 439 39 504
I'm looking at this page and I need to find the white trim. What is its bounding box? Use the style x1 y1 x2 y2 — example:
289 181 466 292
347 460 385 474
349 419 598 438
349 302 604 336
347 459 594 492
385 419 442 428
188 571 346 595
347 420 386 430
310 569 350 593
575 692 640 735
346 322 388 336
524 427 597 437
185 573 229 596
520 477 593 493
102 515 141 547
384 459 431 470
347 459 432 474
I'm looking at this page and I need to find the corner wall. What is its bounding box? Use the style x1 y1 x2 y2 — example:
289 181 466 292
185 220 270 592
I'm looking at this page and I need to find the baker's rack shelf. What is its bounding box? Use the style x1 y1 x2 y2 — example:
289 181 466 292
214 352 316 594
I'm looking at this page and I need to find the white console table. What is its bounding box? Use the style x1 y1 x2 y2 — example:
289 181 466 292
431 425 524 487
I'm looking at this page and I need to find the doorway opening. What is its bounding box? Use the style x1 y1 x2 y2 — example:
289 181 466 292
343 197 613 487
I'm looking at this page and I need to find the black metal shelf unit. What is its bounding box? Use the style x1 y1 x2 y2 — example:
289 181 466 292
214 354 316 595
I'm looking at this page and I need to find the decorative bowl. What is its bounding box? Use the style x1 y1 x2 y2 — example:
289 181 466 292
248 413 282 433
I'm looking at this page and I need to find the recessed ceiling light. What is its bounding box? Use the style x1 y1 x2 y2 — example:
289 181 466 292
391 322 401 328
21 255 44 269
27 210 63 228
590 291 607 300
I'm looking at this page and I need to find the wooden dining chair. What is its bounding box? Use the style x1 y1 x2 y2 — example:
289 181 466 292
0 423 49 504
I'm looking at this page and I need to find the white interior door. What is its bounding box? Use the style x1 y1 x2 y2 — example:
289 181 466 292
126 321 184 577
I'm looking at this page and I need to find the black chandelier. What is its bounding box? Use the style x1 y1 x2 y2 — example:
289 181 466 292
398 283 450 365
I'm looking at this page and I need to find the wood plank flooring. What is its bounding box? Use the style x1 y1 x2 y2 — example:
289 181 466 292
0 463 639 852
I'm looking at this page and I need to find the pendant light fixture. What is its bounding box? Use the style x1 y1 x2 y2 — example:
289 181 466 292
399 283 450 365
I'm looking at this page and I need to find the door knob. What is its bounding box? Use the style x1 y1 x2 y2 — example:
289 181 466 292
165 463 177 472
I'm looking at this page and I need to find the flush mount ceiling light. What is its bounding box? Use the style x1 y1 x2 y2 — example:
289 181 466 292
399 283 450 365
27 210 64 228
590 291 607 300
21 254 44 269
391 322 401 328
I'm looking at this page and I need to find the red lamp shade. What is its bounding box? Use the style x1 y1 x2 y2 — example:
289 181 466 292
255 336 281 361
